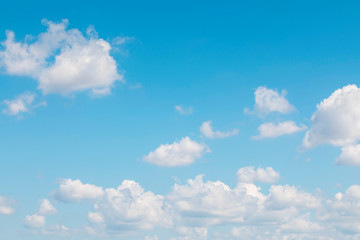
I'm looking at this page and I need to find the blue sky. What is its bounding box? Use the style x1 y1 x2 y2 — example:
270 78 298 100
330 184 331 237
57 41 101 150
1 1 360 239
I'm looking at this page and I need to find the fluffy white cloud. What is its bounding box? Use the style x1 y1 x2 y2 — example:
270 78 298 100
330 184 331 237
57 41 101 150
200 121 239 139
303 84 360 149
144 137 209 167
53 179 104 202
252 86 295 115
237 166 280 183
86 180 172 235
46 169 360 239
280 214 323 233
253 121 307 140
336 144 360 166
38 199 57 215
24 214 45 228
0 196 15 215
0 19 123 96
175 105 193 115
266 185 321 210
2 91 45 116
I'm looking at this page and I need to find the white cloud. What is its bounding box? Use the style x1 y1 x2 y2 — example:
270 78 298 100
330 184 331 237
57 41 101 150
41 224 69 236
145 235 159 240
252 86 295 115
38 199 57 215
336 144 360 166
46 170 360 239
200 121 239 139
303 84 360 149
0 19 123 96
53 179 104 202
265 185 321 210
280 214 323 233
2 91 45 116
237 166 280 183
175 105 193 115
0 196 15 215
24 214 45 228
253 121 307 140
144 137 209 167
86 180 172 235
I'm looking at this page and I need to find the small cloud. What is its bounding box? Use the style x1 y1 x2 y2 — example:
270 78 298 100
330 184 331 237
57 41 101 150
247 86 295 116
38 199 57 215
144 137 209 167
253 121 307 140
24 214 45 228
2 91 39 116
200 121 239 139
175 105 193 115
237 166 280 184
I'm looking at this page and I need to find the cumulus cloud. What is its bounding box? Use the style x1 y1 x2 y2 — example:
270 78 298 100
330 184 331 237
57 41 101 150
144 137 209 167
41 224 69 236
45 169 360 239
237 166 280 183
303 84 360 149
53 179 104 202
175 105 193 115
2 91 45 116
24 214 45 228
87 180 172 234
0 196 15 215
336 144 360 166
38 199 57 215
200 121 239 139
250 86 295 115
0 19 123 96
253 121 307 140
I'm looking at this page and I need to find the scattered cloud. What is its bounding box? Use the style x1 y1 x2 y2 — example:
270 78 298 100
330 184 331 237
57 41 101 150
24 214 45 228
0 19 123 96
0 196 15 215
144 137 209 167
200 121 239 139
237 166 280 183
41 224 69 236
249 86 295 115
175 105 193 115
253 121 307 140
53 179 104 202
38 199 57 215
2 91 45 116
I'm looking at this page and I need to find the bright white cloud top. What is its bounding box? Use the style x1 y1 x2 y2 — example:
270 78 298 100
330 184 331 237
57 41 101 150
253 86 295 115
253 121 307 139
144 137 209 167
200 121 239 139
0 19 123 96
303 84 360 148
53 179 104 202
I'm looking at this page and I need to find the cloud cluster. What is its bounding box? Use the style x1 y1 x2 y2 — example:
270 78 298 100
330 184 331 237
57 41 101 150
144 137 209 167
200 121 239 139
0 19 123 96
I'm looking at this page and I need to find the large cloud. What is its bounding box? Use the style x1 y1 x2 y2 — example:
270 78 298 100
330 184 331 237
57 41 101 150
303 84 360 149
0 19 123 96
144 137 209 167
41 169 360 239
